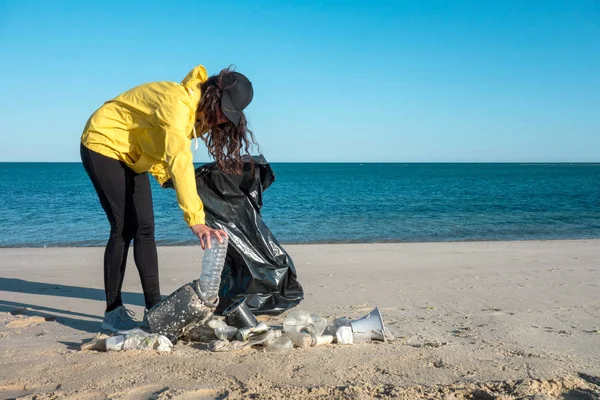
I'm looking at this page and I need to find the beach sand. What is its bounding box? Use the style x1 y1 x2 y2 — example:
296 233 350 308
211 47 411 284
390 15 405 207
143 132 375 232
0 240 599 399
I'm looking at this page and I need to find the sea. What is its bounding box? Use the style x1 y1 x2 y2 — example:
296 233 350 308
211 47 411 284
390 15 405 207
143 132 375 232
0 162 599 247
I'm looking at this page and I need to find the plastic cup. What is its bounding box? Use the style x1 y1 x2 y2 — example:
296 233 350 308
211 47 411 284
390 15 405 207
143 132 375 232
223 298 259 328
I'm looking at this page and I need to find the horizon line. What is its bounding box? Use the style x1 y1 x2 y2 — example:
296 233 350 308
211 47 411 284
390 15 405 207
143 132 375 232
1 161 600 164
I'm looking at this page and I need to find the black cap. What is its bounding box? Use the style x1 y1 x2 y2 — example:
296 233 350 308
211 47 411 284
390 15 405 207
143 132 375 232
220 72 253 127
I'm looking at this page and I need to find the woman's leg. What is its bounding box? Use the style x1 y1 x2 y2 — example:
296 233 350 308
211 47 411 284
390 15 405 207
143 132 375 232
80 144 133 313
126 169 161 310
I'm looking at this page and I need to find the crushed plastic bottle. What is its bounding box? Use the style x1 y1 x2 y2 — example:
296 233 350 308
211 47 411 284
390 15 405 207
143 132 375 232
198 236 228 304
305 314 328 336
122 329 173 351
99 329 173 352
283 311 327 336
283 310 312 333
265 336 293 352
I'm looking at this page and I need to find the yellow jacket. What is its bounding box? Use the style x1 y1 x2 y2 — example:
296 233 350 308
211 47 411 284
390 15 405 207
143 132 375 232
81 65 209 226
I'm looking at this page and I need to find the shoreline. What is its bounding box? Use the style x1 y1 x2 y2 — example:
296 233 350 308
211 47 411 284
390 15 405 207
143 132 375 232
2 236 600 249
1 239 599 399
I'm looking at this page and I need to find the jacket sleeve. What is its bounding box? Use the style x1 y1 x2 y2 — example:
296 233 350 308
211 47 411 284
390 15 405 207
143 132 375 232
148 162 170 186
155 97 205 227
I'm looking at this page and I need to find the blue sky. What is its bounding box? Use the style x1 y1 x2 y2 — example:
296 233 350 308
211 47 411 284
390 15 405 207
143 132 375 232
0 0 598 162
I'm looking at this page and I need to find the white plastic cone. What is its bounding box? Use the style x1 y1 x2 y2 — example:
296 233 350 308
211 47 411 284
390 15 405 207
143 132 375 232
349 307 385 341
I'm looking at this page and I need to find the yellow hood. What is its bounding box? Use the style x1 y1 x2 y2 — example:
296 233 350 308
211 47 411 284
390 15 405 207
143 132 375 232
182 64 208 93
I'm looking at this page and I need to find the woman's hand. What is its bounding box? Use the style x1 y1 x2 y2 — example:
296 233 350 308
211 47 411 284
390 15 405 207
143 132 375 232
190 224 228 249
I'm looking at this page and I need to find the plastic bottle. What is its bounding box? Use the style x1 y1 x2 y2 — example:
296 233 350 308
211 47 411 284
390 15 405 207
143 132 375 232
198 236 228 303
283 331 313 348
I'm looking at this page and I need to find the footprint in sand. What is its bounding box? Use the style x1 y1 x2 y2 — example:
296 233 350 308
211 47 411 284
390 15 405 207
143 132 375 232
544 327 572 336
110 384 169 399
62 392 108 400
451 327 472 337
169 388 221 400
0 384 32 399
0 383 61 399
481 308 515 316
109 385 220 400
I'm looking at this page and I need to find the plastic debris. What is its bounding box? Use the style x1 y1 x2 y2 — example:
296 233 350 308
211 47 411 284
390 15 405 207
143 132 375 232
305 314 328 336
236 321 269 341
283 331 313 348
312 334 334 346
265 336 293 352
198 236 228 304
223 297 259 328
185 323 218 342
283 311 328 336
283 310 312 333
146 283 214 339
122 329 173 351
105 335 125 351
336 326 353 345
81 329 173 352
208 339 251 352
332 317 352 330
351 332 372 344
80 333 110 351
349 307 386 341
82 306 390 357
215 325 238 341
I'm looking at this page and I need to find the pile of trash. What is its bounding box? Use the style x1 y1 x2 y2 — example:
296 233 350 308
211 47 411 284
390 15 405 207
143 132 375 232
209 306 394 353
195 303 393 353
80 300 393 354
192 309 334 353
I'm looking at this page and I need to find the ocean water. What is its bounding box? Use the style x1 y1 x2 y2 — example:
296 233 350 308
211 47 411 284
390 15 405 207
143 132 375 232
0 162 599 247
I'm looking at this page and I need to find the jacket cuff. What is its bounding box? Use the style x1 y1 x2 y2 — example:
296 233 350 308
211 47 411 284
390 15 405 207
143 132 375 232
186 212 206 227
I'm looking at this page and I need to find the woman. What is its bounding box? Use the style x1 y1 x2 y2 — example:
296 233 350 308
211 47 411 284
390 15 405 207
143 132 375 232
80 65 255 332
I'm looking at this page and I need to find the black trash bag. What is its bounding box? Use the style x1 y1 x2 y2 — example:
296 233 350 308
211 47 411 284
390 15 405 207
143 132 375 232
164 155 304 315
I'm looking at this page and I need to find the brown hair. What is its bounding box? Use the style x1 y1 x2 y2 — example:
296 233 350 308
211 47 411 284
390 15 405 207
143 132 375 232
198 67 257 174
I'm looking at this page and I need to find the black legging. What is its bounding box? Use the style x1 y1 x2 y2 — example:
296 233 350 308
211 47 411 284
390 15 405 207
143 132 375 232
80 143 161 312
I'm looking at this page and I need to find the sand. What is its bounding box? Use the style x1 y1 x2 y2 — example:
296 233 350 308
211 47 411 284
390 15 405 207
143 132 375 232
0 240 599 399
